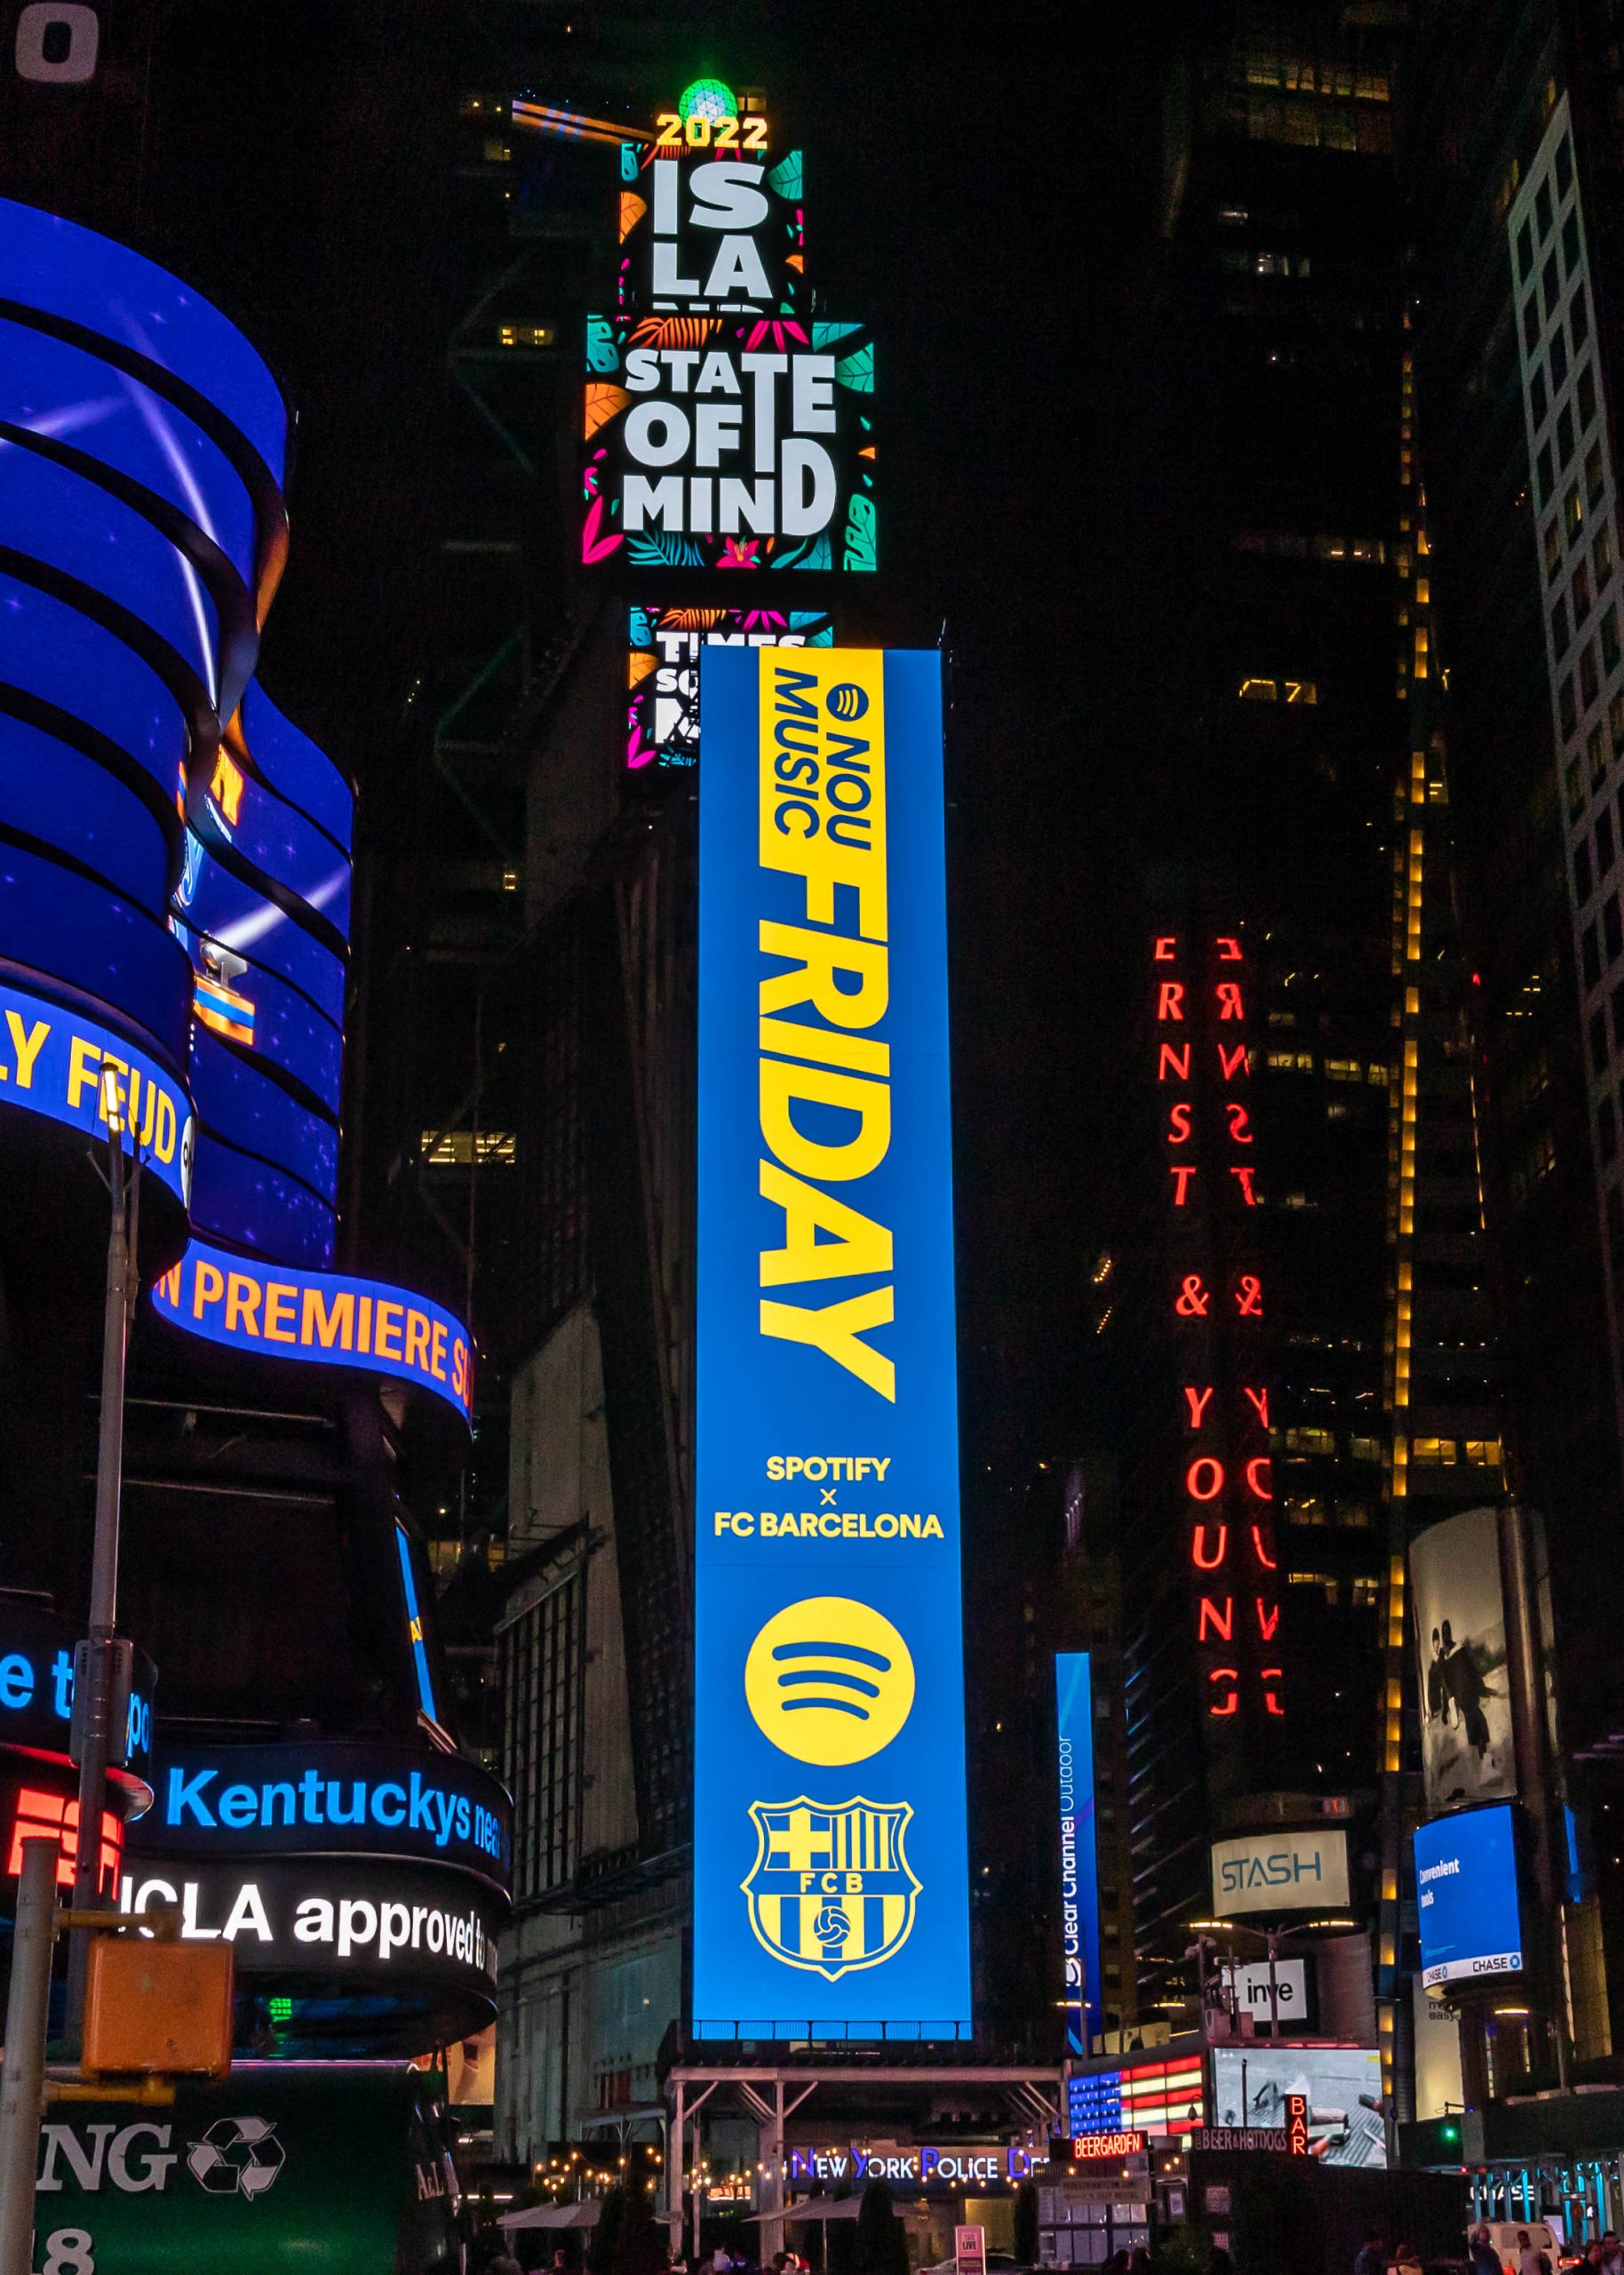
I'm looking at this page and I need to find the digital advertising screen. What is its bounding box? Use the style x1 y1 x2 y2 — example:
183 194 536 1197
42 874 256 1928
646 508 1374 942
0 195 289 488
1411 1505 1517 1816
584 317 876 574
1209 2046 1386 2168
185 1138 335 1270
152 1240 474 1425
188 1026 338 1201
176 835 346 1027
1055 1652 1103 2055
1415 1803 1524 1990
0 841 194 1072
691 646 968 2036
627 603 834 769
237 688 354 857
0 573 188 814
0 711 171 908
616 134 805 315
0 313 259 591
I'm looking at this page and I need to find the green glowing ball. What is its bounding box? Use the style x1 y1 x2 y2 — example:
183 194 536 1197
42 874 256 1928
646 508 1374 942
679 77 737 124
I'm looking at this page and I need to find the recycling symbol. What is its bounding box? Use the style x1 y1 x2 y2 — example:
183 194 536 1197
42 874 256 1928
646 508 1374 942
187 2115 285 2199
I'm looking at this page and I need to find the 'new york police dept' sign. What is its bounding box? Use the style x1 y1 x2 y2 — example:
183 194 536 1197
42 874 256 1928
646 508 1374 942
692 647 970 2036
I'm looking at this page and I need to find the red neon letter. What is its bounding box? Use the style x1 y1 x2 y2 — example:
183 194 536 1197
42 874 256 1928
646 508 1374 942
1216 936 1242 962
1255 1599 1280 1641
1170 1165 1197 1206
1191 1523 1229 1570
1187 1457 1223 1502
1182 1385 1214 1429
1167 1101 1192 1145
1230 1164 1257 1205
1218 1043 1250 1081
1235 1275 1263 1317
1176 1276 1210 1317
1261 1667 1285 1716
1250 1525 1278 1570
1198 1596 1234 1642
1227 1102 1253 1144
1243 1385 1270 1427
1157 983 1185 1021
1153 937 1177 962
1208 1669 1239 1717
1158 1043 1191 1082
1215 982 1245 1021
1246 1456 1273 1501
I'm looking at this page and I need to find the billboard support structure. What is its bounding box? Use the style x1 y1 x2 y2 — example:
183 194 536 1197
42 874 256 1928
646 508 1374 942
1498 1503 1570 2093
65 1093 139 2048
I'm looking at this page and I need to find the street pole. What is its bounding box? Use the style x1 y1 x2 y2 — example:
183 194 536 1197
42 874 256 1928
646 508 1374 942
0 1840 61 2273
1266 1929 1281 2039
64 1090 135 2048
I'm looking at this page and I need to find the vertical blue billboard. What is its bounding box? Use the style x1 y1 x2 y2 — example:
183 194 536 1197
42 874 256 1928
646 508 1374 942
1055 1652 1103 2056
693 646 970 2037
1414 1803 1524 1990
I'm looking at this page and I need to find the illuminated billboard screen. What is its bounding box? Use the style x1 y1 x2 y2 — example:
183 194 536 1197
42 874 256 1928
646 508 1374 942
1055 1652 1102 2055
0 974 192 1209
1410 1505 1517 1816
1209 2046 1386 2168
1068 2056 1205 2140
152 1240 473 1425
176 834 345 1026
616 138 804 315
627 603 834 769
691 647 968 2037
1414 1803 1524 1990
584 317 875 574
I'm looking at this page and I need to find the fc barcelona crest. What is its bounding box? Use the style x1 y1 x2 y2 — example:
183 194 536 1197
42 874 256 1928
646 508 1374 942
742 1798 920 1980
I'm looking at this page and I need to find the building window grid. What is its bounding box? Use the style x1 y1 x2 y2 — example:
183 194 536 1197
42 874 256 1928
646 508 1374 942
500 1571 585 1903
1514 99 1624 1327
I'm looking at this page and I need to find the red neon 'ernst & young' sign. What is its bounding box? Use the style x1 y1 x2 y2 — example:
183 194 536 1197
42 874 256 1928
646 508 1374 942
1152 932 1284 1726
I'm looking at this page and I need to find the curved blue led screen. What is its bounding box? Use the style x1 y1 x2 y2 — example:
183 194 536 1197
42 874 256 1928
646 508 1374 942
0 199 288 491
189 1025 338 1196
240 686 353 855
194 753 352 938
0 317 259 592
187 1135 335 1271
0 574 187 812
171 922 340 1115
0 714 169 908
176 834 345 1026
0 434 225 710
0 838 192 1069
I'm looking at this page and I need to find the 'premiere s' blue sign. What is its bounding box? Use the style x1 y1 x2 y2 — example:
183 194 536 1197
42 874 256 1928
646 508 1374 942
693 647 970 2038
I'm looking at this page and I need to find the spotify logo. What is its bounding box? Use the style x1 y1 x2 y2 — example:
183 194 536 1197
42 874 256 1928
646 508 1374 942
744 1597 914 1766
826 682 869 722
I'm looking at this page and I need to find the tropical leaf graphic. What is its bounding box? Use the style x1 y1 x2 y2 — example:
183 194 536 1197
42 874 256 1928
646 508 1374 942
585 315 620 375
584 383 629 439
625 531 707 568
665 608 729 629
843 495 878 573
582 497 623 565
629 608 654 645
767 150 804 199
771 531 831 572
618 191 647 242
629 315 720 348
835 342 874 393
813 321 864 350
627 651 657 689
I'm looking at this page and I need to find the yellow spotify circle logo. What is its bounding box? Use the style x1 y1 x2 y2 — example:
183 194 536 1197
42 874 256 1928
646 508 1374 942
744 1597 915 1766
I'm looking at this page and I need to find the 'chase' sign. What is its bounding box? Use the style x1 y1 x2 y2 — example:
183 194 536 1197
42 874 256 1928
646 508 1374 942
1210 1827 1349 1918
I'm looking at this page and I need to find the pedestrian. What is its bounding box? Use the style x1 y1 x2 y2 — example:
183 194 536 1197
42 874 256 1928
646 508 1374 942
487 2245 524 2275
1355 2231 1386 2275
1516 2231 1549 2275
1585 2244 1608 2271
1603 2232 1624 2275
1390 2245 1423 2275
1469 2225 1501 2275
1207 2251 1234 2275
1126 2250 1154 2275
